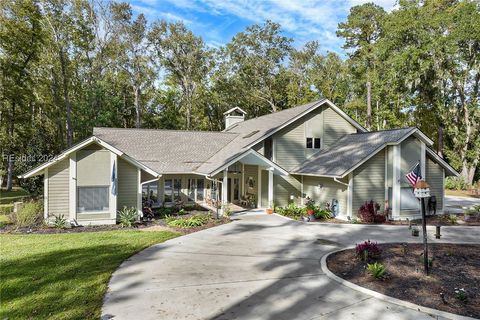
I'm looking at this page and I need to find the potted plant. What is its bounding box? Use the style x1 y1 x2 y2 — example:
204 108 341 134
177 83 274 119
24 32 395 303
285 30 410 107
305 197 316 216
411 226 420 237
265 207 273 214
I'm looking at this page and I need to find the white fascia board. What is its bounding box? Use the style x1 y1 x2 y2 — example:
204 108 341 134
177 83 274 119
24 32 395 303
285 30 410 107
425 148 459 177
209 149 289 177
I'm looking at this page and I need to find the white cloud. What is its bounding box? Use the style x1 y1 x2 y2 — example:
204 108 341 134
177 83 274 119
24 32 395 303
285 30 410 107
132 0 397 53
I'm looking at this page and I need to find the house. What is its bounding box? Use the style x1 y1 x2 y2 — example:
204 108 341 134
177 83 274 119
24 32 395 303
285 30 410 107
20 99 459 225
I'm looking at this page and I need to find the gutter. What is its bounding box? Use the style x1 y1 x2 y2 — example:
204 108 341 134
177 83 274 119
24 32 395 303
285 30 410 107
334 177 349 187
141 176 161 185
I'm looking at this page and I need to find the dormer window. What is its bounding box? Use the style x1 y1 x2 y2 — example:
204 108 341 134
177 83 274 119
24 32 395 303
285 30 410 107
306 137 321 149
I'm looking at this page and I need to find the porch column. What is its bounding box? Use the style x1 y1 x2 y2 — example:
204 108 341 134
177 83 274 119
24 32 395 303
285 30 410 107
392 144 401 218
268 168 273 208
222 168 228 206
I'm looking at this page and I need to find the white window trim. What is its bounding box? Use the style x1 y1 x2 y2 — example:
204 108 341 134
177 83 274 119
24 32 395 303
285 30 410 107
69 153 76 221
44 168 49 219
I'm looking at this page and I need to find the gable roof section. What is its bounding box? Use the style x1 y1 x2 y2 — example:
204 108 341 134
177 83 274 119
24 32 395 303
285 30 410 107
291 127 432 178
224 99 367 149
19 136 160 178
93 127 238 174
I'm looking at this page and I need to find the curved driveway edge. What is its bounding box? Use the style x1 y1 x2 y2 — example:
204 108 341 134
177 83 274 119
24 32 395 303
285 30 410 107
102 211 480 320
320 248 477 320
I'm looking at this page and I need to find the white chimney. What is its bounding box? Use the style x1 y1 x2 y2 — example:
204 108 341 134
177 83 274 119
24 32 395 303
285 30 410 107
224 107 247 130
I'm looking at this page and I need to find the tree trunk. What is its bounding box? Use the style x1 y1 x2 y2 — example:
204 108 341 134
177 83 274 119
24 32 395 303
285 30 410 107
134 86 141 128
461 162 476 186
366 81 372 130
59 48 73 146
437 124 444 158
6 101 16 191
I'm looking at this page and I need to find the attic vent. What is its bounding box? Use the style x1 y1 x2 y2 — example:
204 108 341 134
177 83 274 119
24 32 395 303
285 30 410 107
243 130 260 139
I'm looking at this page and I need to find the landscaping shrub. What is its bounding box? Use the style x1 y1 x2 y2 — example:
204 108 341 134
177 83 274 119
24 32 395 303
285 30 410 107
314 208 331 220
14 201 43 226
357 200 386 223
157 207 174 217
355 240 381 261
53 214 68 228
445 176 468 190
222 204 232 217
367 262 386 279
0 204 14 215
276 203 305 220
167 213 211 228
117 207 138 227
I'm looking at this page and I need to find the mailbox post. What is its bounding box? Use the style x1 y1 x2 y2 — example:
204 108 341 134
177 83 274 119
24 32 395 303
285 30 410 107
414 180 431 275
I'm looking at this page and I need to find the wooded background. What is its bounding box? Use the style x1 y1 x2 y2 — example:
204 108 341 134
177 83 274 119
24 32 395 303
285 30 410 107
1 0 479 191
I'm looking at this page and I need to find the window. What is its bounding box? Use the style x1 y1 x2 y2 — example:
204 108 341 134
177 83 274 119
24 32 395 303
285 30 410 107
196 179 205 201
77 186 109 213
174 179 182 201
188 179 196 201
142 181 158 203
306 137 313 148
164 179 173 203
306 137 321 149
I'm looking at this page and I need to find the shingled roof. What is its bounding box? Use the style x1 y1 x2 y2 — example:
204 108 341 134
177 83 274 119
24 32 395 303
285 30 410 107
290 127 418 178
93 128 237 174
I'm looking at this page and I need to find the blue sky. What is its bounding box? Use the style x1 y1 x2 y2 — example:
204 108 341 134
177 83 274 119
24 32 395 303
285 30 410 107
129 0 397 54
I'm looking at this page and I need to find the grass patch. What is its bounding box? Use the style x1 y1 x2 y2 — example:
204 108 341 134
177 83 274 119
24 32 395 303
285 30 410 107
445 189 480 198
0 230 179 319
0 188 31 205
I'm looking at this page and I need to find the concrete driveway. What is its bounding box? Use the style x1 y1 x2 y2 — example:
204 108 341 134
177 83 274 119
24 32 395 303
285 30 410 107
102 211 480 320
445 195 480 213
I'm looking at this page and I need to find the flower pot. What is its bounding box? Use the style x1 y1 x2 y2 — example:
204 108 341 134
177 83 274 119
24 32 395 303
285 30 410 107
307 209 315 215
265 208 273 215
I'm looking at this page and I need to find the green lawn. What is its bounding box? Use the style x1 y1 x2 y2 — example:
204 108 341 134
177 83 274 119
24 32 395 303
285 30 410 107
0 230 179 319
0 188 31 205
445 189 480 198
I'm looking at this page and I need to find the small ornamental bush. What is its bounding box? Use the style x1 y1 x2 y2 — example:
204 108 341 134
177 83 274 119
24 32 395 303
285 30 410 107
53 214 68 228
356 240 381 262
357 200 385 223
314 208 331 220
367 262 386 279
276 203 305 220
117 207 138 227
167 213 211 228
15 201 43 226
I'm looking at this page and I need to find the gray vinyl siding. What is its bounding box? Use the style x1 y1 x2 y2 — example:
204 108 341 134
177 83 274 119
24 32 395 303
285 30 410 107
261 170 268 207
323 107 357 147
274 175 301 207
117 158 138 210
272 106 357 170
274 118 305 170
400 136 421 187
352 151 386 215
48 159 69 218
303 176 348 215
426 157 444 212
76 149 110 186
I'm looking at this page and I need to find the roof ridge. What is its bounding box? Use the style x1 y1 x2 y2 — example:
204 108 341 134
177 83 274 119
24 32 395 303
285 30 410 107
94 127 237 135
226 99 325 130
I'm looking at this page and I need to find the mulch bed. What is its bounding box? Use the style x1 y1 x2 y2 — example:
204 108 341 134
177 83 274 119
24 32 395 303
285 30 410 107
286 213 480 226
0 210 230 235
327 243 480 318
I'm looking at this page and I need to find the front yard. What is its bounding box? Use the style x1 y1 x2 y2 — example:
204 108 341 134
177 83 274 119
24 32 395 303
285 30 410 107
327 243 480 318
0 230 179 320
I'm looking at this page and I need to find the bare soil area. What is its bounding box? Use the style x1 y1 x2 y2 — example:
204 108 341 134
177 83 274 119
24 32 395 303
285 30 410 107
327 243 480 318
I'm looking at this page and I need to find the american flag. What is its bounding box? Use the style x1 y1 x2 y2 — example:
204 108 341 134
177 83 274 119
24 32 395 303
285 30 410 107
405 161 422 186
